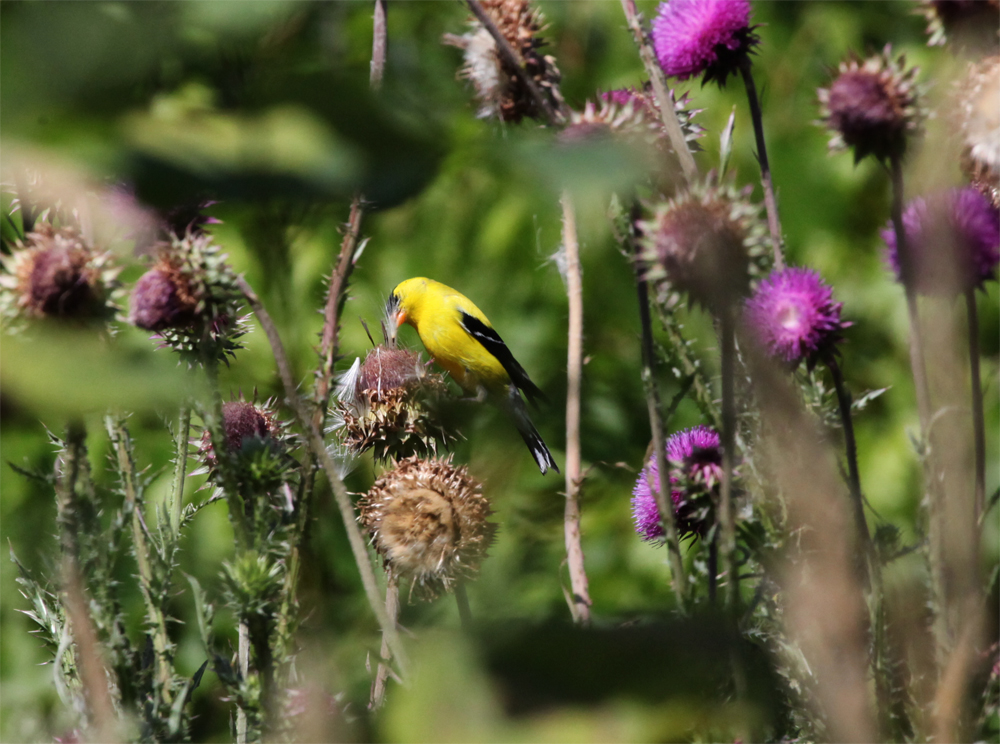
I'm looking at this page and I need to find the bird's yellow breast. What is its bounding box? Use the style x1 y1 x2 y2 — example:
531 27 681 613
392 277 509 394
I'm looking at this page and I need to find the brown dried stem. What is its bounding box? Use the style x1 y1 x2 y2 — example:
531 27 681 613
237 275 408 674
965 289 986 524
561 191 592 625
618 0 698 184
464 0 564 125
370 575 400 710
371 0 388 89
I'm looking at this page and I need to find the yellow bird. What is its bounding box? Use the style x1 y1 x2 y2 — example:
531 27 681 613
386 277 559 475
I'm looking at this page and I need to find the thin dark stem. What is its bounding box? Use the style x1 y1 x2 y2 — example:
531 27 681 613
826 355 872 571
455 582 473 631
966 289 986 524
371 0 388 89
720 307 738 611
738 57 784 270
465 0 564 125
237 275 408 675
629 209 690 609
618 0 698 183
562 191 591 625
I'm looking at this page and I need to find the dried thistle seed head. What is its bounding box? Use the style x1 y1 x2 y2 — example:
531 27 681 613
446 0 563 122
358 455 496 600
140 231 248 364
0 224 120 330
919 0 1000 49
957 56 1000 208
129 258 199 331
638 180 767 313
818 46 923 163
334 347 453 461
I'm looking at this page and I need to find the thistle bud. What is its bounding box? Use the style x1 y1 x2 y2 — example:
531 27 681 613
196 397 296 496
638 181 767 313
133 232 248 364
818 46 922 163
334 346 452 461
0 224 120 330
919 0 1000 50
358 456 496 600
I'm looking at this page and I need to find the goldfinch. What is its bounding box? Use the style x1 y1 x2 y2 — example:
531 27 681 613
386 277 559 474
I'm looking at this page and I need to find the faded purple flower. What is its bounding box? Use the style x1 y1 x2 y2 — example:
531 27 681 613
745 267 848 368
650 0 755 86
882 187 1000 295
129 266 197 331
818 47 921 163
632 425 723 542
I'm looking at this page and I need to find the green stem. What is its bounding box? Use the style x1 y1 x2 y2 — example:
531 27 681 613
455 582 473 631
170 406 191 534
966 289 986 525
720 307 739 611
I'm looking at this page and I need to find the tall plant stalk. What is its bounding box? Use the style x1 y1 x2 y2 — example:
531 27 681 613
738 57 785 270
719 307 738 610
561 191 591 625
965 289 986 524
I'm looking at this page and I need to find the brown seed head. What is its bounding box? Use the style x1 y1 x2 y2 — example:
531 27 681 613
957 56 1000 207
129 257 199 331
358 456 496 600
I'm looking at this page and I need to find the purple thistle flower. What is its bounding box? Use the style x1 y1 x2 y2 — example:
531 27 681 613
882 187 1000 295
745 267 849 368
650 0 756 86
632 425 723 542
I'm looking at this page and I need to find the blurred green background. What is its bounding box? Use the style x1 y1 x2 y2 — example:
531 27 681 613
2 1 997 741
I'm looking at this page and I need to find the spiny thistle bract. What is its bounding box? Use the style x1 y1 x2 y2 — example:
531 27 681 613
638 179 768 313
0 224 121 331
818 45 923 163
358 455 496 600
957 55 1000 208
744 267 850 370
332 346 453 461
132 231 248 365
650 0 758 87
632 425 724 542
195 396 297 498
445 0 563 123
600 86 705 148
559 91 703 152
882 187 1000 296
918 0 1000 50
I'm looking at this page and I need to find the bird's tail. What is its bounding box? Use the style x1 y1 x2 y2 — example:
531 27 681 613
506 389 559 475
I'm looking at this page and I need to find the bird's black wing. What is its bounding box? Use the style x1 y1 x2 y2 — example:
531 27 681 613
460 312 547 407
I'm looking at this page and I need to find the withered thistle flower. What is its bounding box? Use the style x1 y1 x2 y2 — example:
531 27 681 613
0 224 120 330
133 231 248 364
333 346 452 461
638 180 767 313
957 56 1000 208
919 0 1000 49
358 455 496 600
745 267 849 370
632 425 723 542
444 0 563 123
818 46 923 163
195 396 296 496
651 0 758 87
